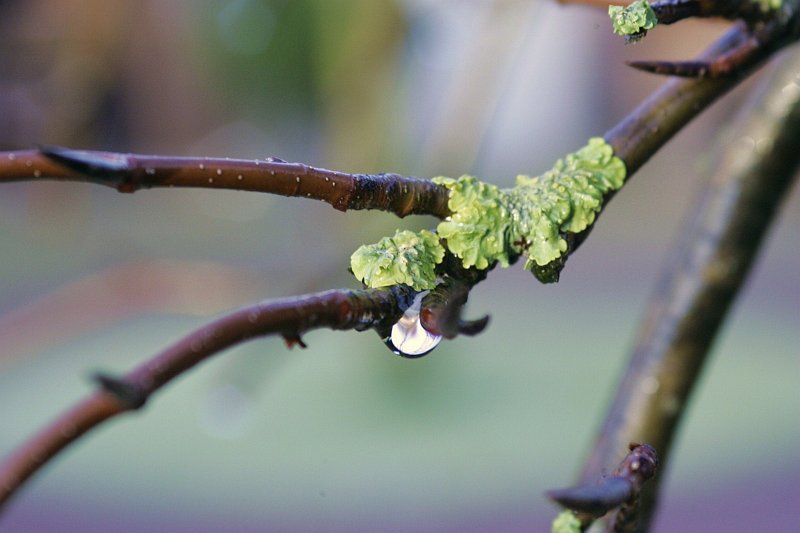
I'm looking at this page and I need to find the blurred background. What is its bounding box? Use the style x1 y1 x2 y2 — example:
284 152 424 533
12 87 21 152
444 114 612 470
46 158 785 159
0 1 797 531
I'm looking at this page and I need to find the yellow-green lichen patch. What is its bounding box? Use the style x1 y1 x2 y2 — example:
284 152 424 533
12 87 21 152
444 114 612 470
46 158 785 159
435 138 625 279
551 510 581 533
351 137 626 287
350 229 445 290
432 176 511 269
609 0 657 38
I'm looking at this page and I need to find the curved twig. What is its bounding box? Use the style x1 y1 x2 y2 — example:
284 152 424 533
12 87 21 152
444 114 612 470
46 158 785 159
0 285 417 512
0 147 451 219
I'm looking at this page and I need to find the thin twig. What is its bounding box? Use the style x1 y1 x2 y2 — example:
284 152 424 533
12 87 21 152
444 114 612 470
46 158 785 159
0 285 417 512
650 0 781 25
579 45 800 531
0 147 451 219
604 21 791 175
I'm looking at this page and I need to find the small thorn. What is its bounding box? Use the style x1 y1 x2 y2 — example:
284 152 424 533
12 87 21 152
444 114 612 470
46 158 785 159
626 59 710 78
93 372 147 410
547 477 633 517
40 145 130 176
282 333 308 349
457 315 490 336
40 146 138 192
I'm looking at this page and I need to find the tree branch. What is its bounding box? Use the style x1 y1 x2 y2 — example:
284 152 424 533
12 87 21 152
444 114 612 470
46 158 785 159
0 147 451 219
1 3 799 522
605 23 778 175
0 284 418 512
579 44 800 531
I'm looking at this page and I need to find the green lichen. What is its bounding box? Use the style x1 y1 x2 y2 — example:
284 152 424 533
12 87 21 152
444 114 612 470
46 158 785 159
431 176 510 270
609 0 657 38
435 137 625 280
753 0 782 11
351 137 626 287
551 511 581 533
350 229 445 290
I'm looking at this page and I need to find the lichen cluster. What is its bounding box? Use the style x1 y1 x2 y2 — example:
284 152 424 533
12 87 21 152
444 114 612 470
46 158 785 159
609 0 657 38
551 511 581 533
350 229 444 290
350 138 626 290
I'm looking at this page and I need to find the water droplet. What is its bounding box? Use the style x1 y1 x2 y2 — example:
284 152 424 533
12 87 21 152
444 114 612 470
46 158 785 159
145 167 156 175
295 176 301 183
25 160 32 167
199 163 205 170
266 156 286 163
216 168 223 175
208 178 214 184
237 174 243 180
384 292 441 358
33 169 42 178
8 153 15 160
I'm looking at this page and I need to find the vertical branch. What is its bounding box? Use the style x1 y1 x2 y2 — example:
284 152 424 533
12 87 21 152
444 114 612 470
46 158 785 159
580 46 800 530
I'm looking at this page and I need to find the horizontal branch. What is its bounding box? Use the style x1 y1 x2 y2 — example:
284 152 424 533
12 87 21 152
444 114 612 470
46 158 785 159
0 284 417 512
0 147 451 219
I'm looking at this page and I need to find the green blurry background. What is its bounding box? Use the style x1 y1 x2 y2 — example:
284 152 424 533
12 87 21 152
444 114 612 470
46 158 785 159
0 1 797 531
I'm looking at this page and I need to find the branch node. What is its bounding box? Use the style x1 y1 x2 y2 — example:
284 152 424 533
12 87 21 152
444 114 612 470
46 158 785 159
92 372 148 410
548 443 658 528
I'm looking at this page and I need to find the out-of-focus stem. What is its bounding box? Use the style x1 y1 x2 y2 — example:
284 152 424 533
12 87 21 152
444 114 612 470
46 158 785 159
580 46 800 531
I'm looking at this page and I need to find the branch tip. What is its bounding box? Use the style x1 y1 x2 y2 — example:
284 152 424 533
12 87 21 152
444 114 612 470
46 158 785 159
457 314 490 336
281 333 308 349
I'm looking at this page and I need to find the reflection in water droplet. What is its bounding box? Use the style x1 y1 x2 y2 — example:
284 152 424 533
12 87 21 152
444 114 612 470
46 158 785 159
384 292 441 358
